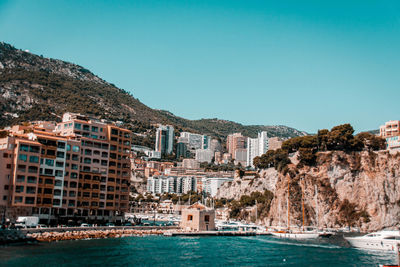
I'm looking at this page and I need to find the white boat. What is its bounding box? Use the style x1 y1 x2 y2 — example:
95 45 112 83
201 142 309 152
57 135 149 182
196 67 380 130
271 231 320 239
345 230 400 251
271 179 319 240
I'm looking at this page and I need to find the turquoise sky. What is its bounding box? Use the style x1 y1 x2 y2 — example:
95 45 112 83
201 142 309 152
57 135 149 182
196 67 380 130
1 0 399 133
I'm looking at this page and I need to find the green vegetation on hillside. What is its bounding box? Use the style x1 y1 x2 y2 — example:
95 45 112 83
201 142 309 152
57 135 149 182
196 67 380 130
0 42 307 141
254 124 386 170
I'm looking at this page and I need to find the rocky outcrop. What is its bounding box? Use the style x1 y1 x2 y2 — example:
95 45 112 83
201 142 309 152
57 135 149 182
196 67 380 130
217 150 400 231
215 168 279 200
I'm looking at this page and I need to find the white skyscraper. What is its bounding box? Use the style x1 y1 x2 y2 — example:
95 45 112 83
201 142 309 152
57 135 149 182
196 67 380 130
246 131 269 168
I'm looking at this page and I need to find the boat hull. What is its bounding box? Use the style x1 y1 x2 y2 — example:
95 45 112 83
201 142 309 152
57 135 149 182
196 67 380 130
345 237 398 252
271 232 319 239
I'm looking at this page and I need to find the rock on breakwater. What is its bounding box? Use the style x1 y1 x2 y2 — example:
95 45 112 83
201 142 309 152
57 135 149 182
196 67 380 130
28 229 169 242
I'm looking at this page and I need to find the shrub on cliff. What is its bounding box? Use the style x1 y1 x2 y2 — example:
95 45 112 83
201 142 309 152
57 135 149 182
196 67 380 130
338 199 370 226
228 190 274 219
297 147 317 167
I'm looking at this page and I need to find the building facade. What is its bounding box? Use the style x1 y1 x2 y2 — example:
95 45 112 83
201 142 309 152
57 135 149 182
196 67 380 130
0 113 132 224
246 131 269 168
155 125 174 155
380 120 400 150
226 133 246 159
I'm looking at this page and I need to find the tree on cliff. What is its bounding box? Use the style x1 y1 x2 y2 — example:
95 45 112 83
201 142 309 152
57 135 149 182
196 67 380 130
326 124 356 151
253 149 290 172
355 132 386 151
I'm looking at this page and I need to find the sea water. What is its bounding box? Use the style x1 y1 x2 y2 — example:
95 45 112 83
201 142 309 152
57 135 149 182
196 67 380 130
0 235 396 266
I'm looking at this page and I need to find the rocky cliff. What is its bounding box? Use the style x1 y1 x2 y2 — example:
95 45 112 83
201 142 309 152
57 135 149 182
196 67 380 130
216 150 400 231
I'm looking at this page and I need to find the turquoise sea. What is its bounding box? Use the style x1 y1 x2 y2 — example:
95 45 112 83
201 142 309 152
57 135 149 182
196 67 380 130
0 236 396 266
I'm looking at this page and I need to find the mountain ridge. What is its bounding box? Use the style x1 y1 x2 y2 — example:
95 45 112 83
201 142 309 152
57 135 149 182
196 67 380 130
0 42 307 140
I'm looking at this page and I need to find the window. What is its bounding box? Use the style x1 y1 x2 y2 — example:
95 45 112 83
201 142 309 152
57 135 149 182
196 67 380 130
70 172 78 178
57 142 66 149
54 189 61 196
17 164 26 172
14 196 23 203
83 125 90 131
55 170 63 177
205 215 210 222
27 176 37 183
45 159 54 166
53 199 60 205
66 144 71 151
101 152 108 158
56 161 64 167
84 158 91 164
47 149 56 156
15 186 24 193
85 149 92 155
19 154 27 162
187 215 193 221
71 164 78 170
29 155 39 163
75 123 81 130
72 146 80 152
16 175 25 183
72 154 79 161
20 144 29 152
92 126 98 132
26 187 36 194
25 197 35 204
4 185 9 190
56 151 65 158
28 166 38 173
44 169 53 175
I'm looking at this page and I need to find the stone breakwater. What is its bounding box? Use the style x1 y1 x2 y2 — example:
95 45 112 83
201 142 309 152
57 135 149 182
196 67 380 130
28 229 169 242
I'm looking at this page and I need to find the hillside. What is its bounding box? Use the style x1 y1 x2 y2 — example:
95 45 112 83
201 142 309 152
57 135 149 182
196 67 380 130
0 42 306 140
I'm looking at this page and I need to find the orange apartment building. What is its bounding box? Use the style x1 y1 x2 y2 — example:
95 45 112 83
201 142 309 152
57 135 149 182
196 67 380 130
226 133 246 160
0 113 132 224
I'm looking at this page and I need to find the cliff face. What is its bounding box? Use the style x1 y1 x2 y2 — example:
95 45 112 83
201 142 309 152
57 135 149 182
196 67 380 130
216 168 279 200
217 150 400 231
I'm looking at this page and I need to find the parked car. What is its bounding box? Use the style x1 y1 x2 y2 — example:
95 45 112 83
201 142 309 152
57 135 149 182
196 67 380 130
105 223 115 227
37 224 48 229
80 223 90 227
124 222 132 226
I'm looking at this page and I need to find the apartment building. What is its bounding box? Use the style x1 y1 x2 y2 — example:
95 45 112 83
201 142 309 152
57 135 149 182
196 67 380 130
246 131 269 168
0 113 132 224
226 133 246 159
380 120 400 150
180 132 211 150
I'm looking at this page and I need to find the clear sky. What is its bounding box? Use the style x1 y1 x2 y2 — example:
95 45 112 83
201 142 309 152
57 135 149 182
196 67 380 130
0 0 399 133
